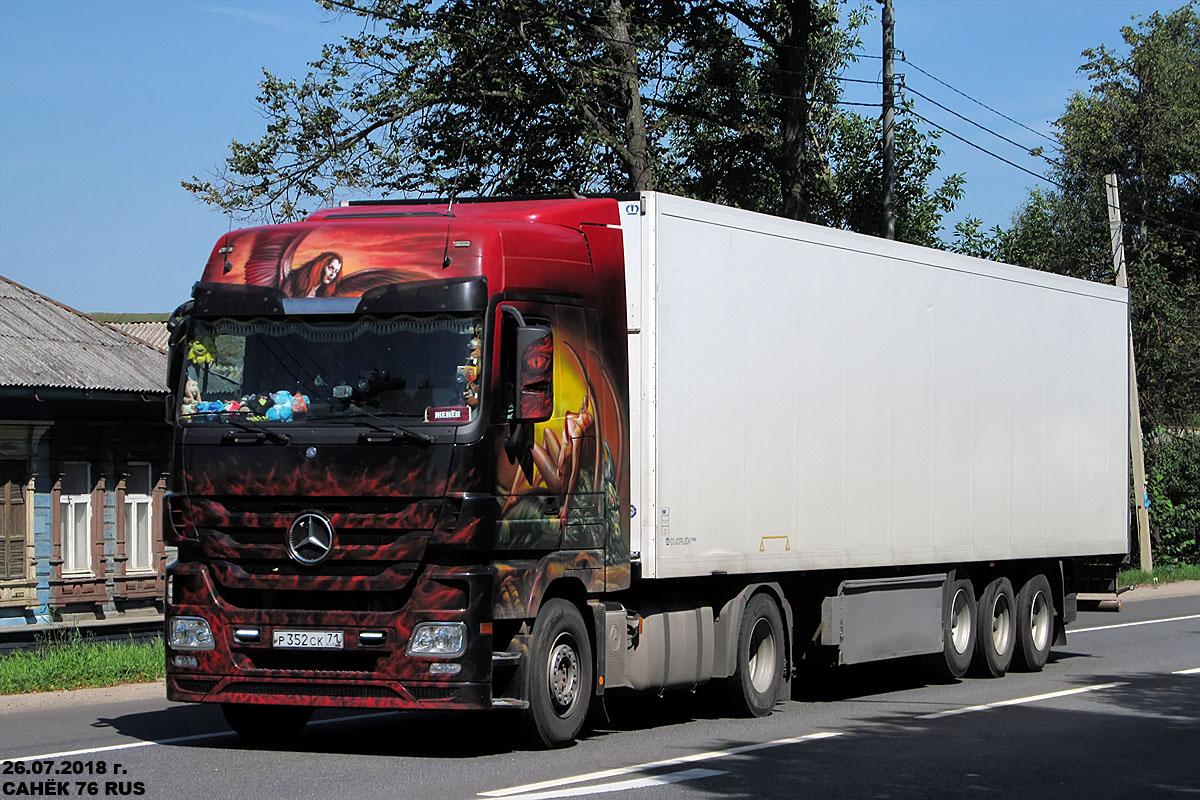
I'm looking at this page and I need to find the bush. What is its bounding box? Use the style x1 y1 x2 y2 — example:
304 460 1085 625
1142 429 1200 566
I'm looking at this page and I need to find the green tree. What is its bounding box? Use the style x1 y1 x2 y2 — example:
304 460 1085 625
991 4 1200 563
184 0 963 240
1002 4 1200 427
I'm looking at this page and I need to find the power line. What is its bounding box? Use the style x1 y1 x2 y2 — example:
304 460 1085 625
1112 202 1200 239
902 84 1063 169
905 108 1063 188
899 55 1062 151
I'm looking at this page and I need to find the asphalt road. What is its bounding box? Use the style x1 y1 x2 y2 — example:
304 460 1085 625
1 586 1197 800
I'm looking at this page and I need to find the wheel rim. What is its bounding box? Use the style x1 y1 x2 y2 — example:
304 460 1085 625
1029 590 1051 651
950 587 971 655
990 591 1013 655
546 632 581 718
747 617 778 694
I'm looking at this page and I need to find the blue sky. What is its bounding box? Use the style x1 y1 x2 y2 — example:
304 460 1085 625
0 0 1179 312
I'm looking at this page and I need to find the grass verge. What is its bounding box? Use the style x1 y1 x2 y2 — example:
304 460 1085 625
1118 563 1200 588
0 629 164 695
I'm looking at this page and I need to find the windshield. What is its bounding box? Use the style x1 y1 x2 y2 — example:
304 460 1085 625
179 315 483 424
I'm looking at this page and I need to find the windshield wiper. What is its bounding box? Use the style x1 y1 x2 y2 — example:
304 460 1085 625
216 414 291 445
337 409 434 445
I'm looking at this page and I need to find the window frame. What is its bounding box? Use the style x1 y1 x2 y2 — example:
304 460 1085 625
0 465 27 582
60 462 93 576
124 462 154 574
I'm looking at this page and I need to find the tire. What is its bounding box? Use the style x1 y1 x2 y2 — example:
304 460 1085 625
935 578 977 680
1014 574 1054 672
221 703 313 741
726 592 785 717
973 577 1016 678
523 598 593 748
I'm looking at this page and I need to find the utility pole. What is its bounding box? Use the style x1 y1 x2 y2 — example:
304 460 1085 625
881 0 895 240
1106 173 1153 573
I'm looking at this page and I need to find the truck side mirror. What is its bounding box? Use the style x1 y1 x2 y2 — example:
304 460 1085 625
513 324 554 422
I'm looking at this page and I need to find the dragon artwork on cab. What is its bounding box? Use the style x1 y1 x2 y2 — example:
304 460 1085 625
492 305 629 619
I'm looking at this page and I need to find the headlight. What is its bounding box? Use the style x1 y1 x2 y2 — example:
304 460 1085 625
168 616 214 650
407 622 466 657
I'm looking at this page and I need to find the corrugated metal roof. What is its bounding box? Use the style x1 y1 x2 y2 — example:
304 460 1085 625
0 276 167 393
106 321 170 350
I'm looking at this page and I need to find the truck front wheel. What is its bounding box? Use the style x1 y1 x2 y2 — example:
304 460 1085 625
727 593 785 717
524 598 593 748
221 703 313 741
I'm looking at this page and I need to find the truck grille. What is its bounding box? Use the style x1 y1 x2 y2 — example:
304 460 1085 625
214 584 414 612
191 496 441 613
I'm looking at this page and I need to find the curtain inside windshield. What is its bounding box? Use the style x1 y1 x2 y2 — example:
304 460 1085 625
180 315 482 423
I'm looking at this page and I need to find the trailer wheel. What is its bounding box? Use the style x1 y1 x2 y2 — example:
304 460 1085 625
973 577 1016 678
221 704 312 741
524 598 593 748
935 579 977 680
1015 574 1054 672
727 593 785 717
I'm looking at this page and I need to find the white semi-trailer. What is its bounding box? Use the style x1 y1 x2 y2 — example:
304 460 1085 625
602 193 1128 708
167 192 1129 746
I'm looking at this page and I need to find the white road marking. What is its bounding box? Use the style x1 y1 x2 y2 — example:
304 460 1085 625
1071 613 1200 634
1173 667 1200 675
479 731 842 798
1 710 398 763
492 769 727 800
917 682 1126 719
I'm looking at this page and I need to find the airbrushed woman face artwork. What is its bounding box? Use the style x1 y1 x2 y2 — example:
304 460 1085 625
321 257 342 287
283 251 344 298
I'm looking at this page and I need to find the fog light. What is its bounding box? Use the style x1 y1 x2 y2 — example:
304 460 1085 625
428 662 462 675
173 654 198 668
168 616 215 650
407 622 466 657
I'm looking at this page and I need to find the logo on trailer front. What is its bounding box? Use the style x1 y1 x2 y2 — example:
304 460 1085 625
287 513 336 565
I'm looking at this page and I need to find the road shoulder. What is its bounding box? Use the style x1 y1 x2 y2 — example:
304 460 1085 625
0 679 166 714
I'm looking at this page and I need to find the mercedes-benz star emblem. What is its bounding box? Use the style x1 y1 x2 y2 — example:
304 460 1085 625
286 513 335 565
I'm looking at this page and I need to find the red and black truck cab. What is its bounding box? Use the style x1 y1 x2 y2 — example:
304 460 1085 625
164 197 631 726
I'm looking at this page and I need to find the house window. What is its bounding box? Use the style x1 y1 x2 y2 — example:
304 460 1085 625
1 463 26 581
125 463 154 573
61 462 93 575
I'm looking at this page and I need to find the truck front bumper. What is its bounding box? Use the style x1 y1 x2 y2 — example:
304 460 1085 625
166 674 495 710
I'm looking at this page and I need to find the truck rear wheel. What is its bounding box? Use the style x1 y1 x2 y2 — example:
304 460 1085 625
221 703 313 741
524 598 593 748
727 593 784 717
1014 574 1054 672
936 579 977 680
973 577 1016 678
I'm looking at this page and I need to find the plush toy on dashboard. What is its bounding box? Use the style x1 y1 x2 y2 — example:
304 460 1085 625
181 380 202 415
291 393 309 417
266 390 294 422
195 400 224 420
243 394 272 419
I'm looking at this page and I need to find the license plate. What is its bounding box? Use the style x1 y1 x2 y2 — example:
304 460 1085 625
272 629 344 649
